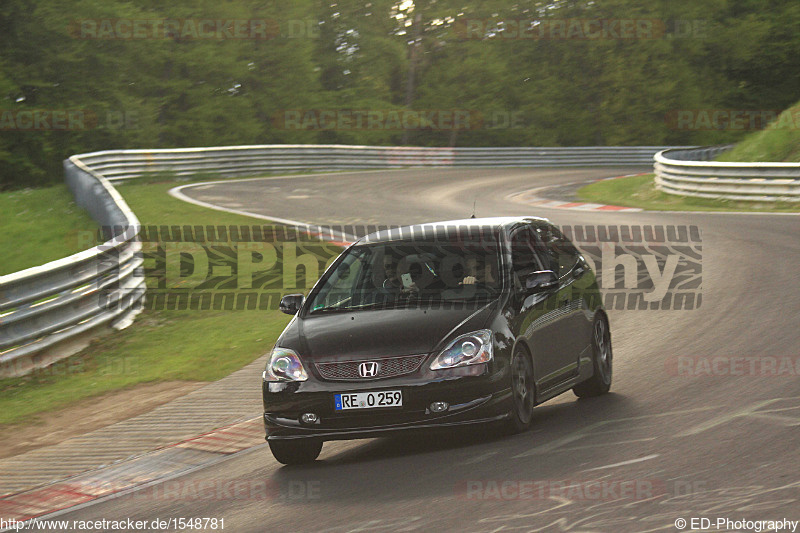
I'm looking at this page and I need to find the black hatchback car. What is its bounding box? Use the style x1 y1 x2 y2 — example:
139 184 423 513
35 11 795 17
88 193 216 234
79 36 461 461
263 217 612 464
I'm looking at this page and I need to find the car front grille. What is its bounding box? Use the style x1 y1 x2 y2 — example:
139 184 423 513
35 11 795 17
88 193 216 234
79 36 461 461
315 354 428 381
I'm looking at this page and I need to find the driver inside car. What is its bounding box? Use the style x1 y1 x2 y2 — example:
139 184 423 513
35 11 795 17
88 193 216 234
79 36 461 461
461 256 498 287
381 255 418 295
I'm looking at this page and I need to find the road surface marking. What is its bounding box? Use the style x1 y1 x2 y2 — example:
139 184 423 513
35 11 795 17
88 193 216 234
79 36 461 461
579 454 660 472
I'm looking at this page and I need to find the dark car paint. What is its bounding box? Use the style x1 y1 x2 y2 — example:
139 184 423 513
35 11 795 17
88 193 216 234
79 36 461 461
263 217 606 441
291 304 495 363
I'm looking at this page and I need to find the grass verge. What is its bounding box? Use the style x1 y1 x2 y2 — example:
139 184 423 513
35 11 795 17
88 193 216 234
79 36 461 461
716 100 800 163
0 185 98 276
0 176 340 426
577 174 800 212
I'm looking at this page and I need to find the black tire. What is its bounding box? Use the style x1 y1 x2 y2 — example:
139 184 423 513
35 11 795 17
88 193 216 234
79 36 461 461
504 345 535 433
573 314 612 398
268 439 323 465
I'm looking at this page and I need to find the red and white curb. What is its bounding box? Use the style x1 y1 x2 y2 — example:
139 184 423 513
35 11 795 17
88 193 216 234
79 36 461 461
0 417 265 526
169 180 356 246
175 417 264 454
509 173 647 212
516 197 643 212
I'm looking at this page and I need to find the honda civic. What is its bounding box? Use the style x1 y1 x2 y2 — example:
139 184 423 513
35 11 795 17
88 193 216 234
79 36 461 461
263 217 612 464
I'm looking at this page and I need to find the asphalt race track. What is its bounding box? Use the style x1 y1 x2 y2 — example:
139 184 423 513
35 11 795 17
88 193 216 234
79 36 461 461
60 168 800 532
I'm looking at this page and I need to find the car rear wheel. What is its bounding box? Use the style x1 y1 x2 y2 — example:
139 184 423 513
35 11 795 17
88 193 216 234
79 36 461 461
573 315 612 398
268 439 323 465
504 345 535 433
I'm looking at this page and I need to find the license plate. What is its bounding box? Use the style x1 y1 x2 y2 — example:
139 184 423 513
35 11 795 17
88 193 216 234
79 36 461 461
335 390 403 411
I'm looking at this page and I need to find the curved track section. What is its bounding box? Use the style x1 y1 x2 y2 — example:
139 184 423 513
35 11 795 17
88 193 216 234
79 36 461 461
61 168 800 532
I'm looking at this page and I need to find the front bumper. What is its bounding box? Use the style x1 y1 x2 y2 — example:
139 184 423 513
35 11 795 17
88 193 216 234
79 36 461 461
262 362 512 441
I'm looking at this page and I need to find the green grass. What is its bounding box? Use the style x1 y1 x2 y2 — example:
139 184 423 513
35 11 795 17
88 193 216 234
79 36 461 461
0 175 342 426
583 101 800 211
577 173 800 212
0 185 98 276
717 100 800 162
0 313 288 425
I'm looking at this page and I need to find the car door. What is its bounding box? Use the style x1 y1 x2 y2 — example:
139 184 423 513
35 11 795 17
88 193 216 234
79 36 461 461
532 222 593 369
509 225 575 392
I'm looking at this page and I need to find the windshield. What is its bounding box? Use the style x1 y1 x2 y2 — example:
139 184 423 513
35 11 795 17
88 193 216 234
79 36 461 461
307 236 502 313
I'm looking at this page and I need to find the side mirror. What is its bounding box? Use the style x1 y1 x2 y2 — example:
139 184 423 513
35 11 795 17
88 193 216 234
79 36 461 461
279 294 305 315
523 270 558 293
572 256 588 278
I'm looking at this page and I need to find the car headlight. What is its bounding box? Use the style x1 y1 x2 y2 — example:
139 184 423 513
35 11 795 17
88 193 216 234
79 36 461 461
263 347 308 382
430 330 493 370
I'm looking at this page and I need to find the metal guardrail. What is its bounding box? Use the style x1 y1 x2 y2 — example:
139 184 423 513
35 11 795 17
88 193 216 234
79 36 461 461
655 147 800 202
74 145 682 181
0 143 684 377
0 158 145 377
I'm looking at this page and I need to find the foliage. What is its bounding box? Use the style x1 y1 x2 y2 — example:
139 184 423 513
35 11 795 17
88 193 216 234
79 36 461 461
717 99 800 162
1 0 799 188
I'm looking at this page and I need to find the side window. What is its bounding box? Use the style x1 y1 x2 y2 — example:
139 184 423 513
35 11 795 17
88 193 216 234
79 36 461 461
330 255 363 292
534 223 579 278
314 252 364 308
510 227 545 289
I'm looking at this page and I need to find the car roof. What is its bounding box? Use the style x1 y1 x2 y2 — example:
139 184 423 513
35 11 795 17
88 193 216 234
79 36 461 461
357 216 550 244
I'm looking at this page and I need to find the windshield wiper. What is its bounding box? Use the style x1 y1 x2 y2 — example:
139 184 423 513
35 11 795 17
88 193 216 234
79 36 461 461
311 301 392 313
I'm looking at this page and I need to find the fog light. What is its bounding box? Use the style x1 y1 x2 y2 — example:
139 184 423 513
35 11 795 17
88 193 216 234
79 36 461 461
268 382 289 393
430 401 449 413
301 413 319 424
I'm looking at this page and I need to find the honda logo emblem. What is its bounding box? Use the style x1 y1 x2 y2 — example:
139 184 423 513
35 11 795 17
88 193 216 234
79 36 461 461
358 362 380 378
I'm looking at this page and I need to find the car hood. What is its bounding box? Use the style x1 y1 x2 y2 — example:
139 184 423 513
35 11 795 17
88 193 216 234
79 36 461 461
279 301 498 362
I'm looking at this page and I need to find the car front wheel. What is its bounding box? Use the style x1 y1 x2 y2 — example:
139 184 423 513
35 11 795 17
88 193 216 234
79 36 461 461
573 315 612 398
504 345 535 433
268 438 323 465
